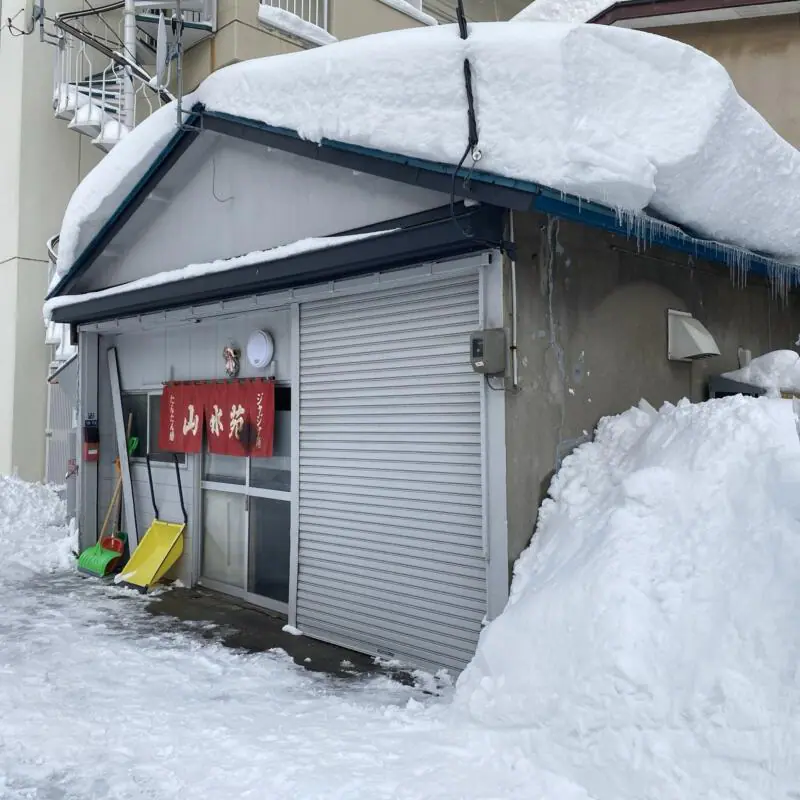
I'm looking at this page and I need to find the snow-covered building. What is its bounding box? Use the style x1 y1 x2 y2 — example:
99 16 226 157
46 21 800 671
1 0 523 486
517 0 800 147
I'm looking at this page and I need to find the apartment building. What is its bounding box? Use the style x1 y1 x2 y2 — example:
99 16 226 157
0 0 527 484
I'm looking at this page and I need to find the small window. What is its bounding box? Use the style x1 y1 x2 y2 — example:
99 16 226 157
120 394 147 458
121 392 185 465
148 394 186 464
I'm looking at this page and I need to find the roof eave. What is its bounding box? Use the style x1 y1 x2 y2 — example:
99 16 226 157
590 0 797 25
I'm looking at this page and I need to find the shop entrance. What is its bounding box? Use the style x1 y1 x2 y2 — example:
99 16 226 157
199 385 292 613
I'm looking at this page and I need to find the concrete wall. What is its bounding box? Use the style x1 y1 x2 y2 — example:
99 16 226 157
654 17 800 148
0 0 93 480
504 210 800 574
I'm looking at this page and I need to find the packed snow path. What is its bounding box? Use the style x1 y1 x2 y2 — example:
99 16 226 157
0 480 585 800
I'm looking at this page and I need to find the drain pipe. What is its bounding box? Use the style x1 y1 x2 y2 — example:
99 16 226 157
123 0 136 129
175 0 185 128
509 211 519 390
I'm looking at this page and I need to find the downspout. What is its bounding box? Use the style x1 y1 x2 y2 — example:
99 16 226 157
123 0 137 129
509 211 519 390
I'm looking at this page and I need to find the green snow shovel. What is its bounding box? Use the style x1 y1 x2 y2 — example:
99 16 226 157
77 429 138 578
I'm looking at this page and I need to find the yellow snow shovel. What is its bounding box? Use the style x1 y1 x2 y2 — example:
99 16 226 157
116 453 186 592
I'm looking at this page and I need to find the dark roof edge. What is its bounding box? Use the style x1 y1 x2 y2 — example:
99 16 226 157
50 105 799 304
201 111 799 281
50 204 504 325
590 0 792 24
47 109 204 300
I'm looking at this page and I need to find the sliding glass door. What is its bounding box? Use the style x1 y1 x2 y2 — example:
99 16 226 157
199 385 292 612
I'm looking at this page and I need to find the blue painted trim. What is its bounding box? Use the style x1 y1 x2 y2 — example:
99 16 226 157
52 107 800 303
46 112 202 300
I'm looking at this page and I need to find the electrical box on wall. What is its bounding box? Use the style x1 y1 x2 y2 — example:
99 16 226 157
470 329 506 375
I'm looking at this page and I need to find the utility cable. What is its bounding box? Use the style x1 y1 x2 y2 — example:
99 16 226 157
448 0 512 256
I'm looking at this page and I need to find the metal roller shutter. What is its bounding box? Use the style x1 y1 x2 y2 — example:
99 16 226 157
297 274 486 672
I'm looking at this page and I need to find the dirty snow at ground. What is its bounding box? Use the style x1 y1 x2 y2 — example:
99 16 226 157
3 396 798 798
457 395 800 799
53 21 800 288
513 0 613 23
723 349 800 393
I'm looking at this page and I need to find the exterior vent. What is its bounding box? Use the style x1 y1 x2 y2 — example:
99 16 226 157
667 309 721 361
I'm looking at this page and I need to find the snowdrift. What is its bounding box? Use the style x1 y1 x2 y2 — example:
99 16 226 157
0 477 73 581
723 349 800 393
55 22 800 285
457 396 800 798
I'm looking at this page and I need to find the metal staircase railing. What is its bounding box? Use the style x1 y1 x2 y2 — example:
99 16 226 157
52 1 175 151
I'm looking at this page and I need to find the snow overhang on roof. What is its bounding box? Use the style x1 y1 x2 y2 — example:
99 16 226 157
47 21 800 311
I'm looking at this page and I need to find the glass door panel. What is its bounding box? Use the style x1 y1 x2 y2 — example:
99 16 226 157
250 387 292 492
203 451 246 485
201 490 246 589
248 497 291 603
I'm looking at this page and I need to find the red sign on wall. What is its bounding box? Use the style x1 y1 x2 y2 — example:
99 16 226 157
158 379 275 457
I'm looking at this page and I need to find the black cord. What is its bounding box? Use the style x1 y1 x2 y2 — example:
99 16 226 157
449 0 510 253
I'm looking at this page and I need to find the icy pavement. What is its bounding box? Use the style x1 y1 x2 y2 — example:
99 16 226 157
0 478 586 800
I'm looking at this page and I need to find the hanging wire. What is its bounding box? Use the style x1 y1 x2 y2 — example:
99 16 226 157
448 0 511 256
211 154 234 204
6 6 37 36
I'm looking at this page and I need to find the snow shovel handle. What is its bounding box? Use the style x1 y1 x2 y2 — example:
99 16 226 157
173 453 187 525
146 453 187 525
146 453 159 520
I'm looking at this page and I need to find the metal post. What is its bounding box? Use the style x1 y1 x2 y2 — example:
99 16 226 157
176 0 184 128
123 0 137 128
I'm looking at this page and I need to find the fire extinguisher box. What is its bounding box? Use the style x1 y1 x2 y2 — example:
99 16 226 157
83 421 99 462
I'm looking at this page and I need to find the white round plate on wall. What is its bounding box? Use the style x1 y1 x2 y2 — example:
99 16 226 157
246 330 275 369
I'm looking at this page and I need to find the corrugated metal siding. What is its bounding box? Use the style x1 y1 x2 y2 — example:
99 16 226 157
45 377 74 485
297 276 486 672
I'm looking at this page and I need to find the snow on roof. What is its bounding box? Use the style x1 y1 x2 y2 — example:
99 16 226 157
54 21 800 289
457 394 800 797
722 350 800 393
44 232 392 319
513 0 615 22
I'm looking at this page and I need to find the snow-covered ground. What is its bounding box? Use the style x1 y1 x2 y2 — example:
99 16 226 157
0 478 584 799
3 396 799 798
54 22 800 289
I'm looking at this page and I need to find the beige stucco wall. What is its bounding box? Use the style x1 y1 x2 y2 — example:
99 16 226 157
654 17 800 147
0 0 90 481
329 0 431 39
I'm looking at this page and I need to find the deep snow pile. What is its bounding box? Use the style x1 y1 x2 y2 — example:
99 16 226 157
54 22 800 286
0 476 74 580
457 396 800 799
723 349 800 393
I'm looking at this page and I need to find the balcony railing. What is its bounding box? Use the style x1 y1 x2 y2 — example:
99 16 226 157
259 0 328 31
